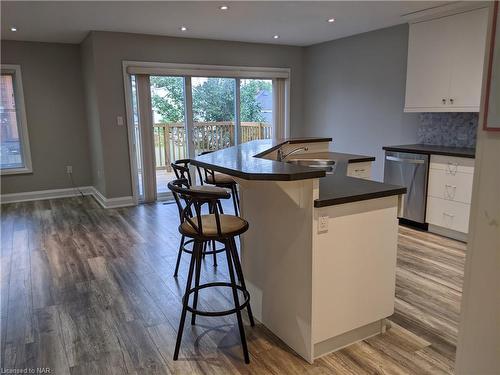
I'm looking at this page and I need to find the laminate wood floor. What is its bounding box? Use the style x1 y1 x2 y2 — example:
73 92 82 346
0 197 465 374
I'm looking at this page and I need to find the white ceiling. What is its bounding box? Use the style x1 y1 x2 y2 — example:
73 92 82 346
1 1 453 46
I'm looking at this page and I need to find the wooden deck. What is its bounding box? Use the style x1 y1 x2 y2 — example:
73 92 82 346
0 197 465 374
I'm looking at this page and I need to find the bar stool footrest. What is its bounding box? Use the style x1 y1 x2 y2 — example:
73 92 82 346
182 239 226 255
183 282 250 317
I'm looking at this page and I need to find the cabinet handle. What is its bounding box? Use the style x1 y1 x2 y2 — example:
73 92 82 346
442 98 447 104
449 98 454 104
354 169 365 172
443 212 455 218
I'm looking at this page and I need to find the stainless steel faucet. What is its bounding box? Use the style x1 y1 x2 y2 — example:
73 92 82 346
276 146 309 162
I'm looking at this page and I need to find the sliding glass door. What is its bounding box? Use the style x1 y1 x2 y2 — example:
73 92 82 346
126 66 288 203
192 77 236 155
240 79 273 143
150 76 187 195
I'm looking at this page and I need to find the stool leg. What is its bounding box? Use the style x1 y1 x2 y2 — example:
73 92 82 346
224 239 250 364
173 241 197 361
191 241 203 325
230 185 239 216
217 200 224 214
229 237 255 327
173 235 185 277
212 240 217 267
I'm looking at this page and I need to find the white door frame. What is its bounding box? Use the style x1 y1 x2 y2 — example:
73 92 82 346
122 60 291 205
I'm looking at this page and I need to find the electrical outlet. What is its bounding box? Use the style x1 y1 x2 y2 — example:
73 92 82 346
318 216 329 233
66 165 73 174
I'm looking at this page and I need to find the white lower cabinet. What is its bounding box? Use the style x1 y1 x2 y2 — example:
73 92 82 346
426 155 475 238
426 196 471 234
347 161 372 180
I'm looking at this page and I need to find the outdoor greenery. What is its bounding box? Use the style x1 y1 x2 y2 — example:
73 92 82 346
150 76 272 123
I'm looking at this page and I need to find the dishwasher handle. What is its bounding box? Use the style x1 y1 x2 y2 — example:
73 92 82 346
385 156 425 164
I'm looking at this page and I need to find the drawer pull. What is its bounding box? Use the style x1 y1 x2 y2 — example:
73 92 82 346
443 212 455 218
354 169 366 172
446 162 458 175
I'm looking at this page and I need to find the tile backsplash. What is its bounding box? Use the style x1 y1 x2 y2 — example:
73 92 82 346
417 113 478 148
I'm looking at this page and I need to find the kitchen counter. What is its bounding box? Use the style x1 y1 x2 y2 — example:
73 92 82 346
383 144 475 158
192 137 404 363
192 138 406 206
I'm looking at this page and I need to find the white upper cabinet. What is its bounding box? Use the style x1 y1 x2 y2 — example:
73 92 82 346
404 8 489 112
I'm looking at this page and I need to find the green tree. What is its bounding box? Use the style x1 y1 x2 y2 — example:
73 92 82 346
240 79 272 122
150 77 272 123
192 78 235 122
150 76 185 122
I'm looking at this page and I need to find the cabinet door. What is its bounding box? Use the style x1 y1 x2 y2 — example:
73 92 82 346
448 7 489 110
405 17 452 111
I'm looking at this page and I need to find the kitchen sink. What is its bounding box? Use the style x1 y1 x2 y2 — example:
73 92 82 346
286 158 336 174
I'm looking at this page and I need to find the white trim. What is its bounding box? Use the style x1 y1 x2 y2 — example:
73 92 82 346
0 186 93 204
1 186 135 208
1 64 33 175
90 187 135 209
122 65 140 206
125 61 290 79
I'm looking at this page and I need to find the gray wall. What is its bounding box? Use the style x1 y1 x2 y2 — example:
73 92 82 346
302 24 420 181
80 35 106 194
86 31 304 198
1 41 92 194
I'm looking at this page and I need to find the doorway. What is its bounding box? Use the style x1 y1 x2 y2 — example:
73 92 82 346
124 63 289 203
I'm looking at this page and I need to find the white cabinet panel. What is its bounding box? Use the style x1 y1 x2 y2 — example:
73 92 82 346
405 7 488 112
426 196 470 233
428 169 474 204
430 155 475 175
405 17 451 110
347 161 372 180
448 8 489 110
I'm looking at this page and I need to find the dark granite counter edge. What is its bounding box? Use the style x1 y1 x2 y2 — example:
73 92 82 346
314 187 407 207
383 146 475 159
191 159 327 181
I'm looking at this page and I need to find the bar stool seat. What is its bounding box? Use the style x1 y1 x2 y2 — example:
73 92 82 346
205 172 235 185
181 214 248 237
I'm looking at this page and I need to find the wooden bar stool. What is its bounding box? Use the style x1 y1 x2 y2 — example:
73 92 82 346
196 151 241 216
171 159 224 275
168 179 255 364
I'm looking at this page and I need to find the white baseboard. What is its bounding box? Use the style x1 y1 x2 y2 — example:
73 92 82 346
0 186 94 204
1 186 136 209
90 187 136 209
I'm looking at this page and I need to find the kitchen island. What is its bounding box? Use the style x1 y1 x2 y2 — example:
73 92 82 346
192 138 406 363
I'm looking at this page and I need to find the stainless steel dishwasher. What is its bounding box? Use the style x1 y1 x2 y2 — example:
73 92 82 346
384 151 429 225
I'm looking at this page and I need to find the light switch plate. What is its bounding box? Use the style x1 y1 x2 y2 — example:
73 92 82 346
117 116 124 126
318 216 329 232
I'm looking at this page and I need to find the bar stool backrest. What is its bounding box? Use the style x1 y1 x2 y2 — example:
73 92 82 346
168 178 230 238
171 159 193 186
196 151 216 185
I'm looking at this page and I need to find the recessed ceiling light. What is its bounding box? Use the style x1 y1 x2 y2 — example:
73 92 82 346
10 26 17 32
180 26 188 31
327 18 335 23
273 35 279 39
219 5 229 10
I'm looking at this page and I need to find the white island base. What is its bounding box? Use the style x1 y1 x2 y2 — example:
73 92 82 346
236 177 402 363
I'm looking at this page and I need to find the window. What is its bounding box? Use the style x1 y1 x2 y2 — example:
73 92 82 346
1 65 32 174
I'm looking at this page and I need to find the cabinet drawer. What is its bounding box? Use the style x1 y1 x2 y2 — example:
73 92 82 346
426 196 470 233
428 169 473 204
430 155 475 175
347 162 372 180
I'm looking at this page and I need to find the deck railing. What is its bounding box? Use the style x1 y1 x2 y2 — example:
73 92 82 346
153 121 272 171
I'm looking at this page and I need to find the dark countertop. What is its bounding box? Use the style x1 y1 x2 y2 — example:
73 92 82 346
383 144 475 158
191 138 406 207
